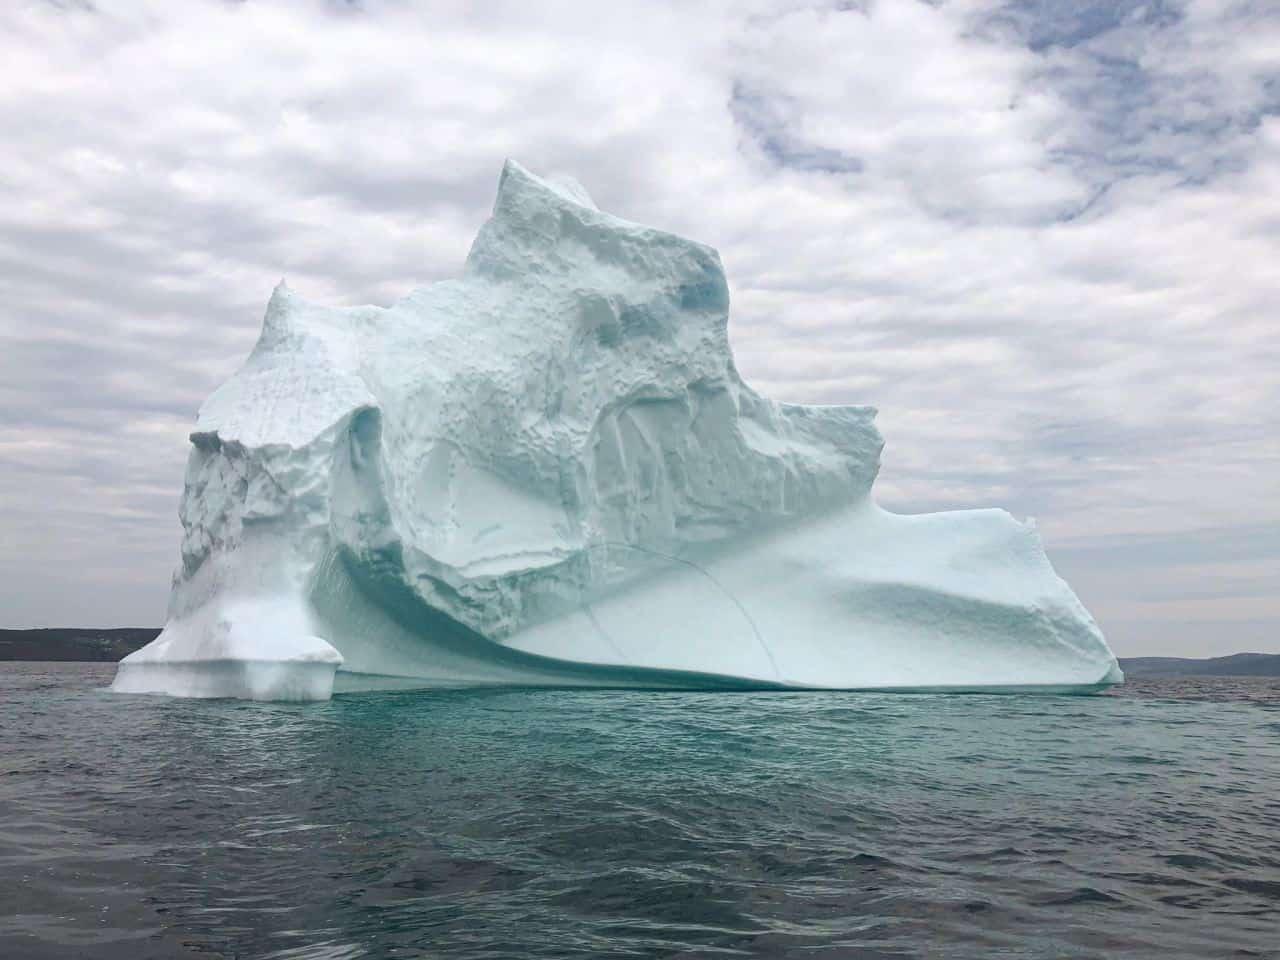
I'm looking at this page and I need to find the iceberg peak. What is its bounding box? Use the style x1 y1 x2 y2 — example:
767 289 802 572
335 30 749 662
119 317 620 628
497 158 598 211
467 160 725 301
258 279 297 347
113 161 1120 701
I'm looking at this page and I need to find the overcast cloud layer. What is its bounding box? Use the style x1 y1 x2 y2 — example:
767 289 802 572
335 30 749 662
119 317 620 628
1 0 1276 655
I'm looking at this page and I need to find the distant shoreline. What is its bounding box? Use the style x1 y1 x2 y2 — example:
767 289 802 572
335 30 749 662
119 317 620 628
0 628 160 662
1117 653 1280 678
1 628 1277 676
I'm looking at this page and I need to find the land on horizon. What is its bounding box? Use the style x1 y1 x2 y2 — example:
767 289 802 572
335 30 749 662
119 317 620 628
0 628 159 662
2 628 1278 677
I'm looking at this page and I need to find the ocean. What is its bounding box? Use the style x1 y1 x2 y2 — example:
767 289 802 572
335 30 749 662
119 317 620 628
2 662 1277 959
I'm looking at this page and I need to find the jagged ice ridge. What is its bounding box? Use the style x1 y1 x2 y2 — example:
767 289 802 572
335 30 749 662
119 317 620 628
112 161 1122 701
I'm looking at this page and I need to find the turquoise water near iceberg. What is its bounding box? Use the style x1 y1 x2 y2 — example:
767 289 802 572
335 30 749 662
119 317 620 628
2 662 1278 959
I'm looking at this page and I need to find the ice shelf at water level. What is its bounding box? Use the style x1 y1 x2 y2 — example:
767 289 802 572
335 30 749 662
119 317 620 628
112 161 1122 701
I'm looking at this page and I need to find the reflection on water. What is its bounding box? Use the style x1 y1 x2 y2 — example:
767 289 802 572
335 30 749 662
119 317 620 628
2 663 1279 959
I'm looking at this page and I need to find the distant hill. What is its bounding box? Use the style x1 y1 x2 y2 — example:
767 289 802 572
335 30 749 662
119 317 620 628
0 628 159 662
1119 653 1280 677
2 630 1277 675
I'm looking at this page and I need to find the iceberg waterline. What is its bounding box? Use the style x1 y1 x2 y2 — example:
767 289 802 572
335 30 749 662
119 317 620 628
112 161 1121 701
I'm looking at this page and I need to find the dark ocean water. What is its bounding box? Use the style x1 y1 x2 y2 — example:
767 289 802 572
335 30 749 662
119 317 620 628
2 663 1278 959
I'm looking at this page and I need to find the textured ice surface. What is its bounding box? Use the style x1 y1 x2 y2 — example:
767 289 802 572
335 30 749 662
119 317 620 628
112 161 1121 701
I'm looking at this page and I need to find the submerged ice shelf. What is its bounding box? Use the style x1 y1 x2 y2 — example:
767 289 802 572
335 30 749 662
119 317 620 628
112 161 1121 701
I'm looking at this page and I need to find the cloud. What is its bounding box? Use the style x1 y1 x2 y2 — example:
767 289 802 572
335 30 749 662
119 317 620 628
0 0 1276 654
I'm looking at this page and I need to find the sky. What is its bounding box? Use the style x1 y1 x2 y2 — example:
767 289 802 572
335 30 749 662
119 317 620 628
0 0 1277 656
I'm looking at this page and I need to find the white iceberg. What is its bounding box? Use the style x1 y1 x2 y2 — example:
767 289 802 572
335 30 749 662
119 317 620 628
112 161 1121 701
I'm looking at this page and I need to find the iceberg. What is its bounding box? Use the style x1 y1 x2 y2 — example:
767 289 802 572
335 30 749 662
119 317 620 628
112 161 1121 701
